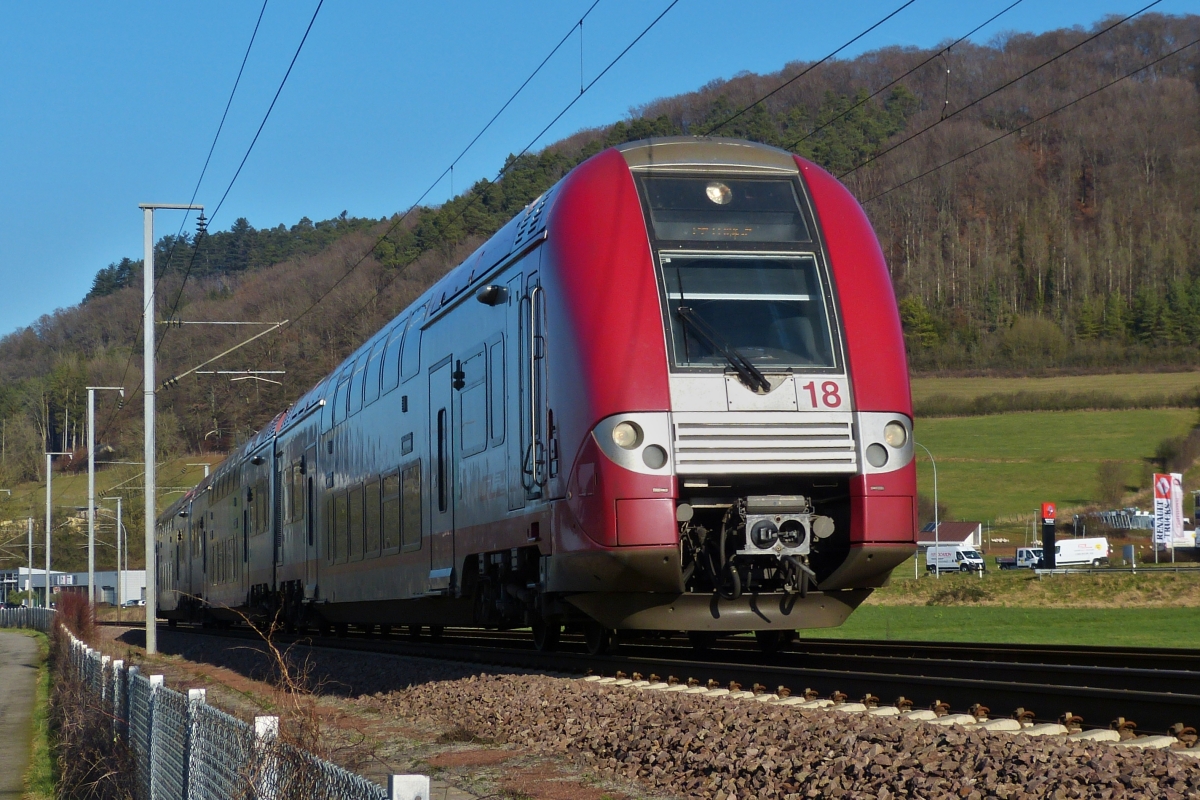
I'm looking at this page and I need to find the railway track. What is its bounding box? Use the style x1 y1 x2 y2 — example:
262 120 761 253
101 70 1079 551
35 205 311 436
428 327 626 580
100 620 1200 736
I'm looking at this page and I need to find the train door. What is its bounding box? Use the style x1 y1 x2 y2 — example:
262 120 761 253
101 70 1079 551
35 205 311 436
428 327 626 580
524 270 549 502
429 358 455 592
505 272 525 510
304 444 317 594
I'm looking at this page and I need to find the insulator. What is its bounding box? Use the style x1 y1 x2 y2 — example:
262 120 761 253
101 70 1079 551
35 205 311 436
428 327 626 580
196 212 208 235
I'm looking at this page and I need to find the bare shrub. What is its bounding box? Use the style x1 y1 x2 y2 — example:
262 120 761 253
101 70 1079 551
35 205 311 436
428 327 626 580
49 620 137 799
1097 460 1128 506
56 591 95 643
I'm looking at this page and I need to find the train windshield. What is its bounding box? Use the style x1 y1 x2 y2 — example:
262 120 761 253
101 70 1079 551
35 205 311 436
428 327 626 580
638 176 810 242
660 252 836 370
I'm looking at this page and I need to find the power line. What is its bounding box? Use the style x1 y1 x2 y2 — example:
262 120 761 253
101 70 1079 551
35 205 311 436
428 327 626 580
163 0 324 331
839 0 1162 178
111 0 271 407
278 0 676 336
861 35 1200 204
784 0 1025 151
700 0 919 136
330 0 682 332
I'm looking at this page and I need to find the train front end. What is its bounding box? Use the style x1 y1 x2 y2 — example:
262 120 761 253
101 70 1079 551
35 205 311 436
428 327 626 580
546 137 916 635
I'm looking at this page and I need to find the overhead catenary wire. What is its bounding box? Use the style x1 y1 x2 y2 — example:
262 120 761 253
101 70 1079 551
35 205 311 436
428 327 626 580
699 0 919 136
278 0 676 336
783 0 1025 151
102 0 271 438
860 34 1200 204
838 0 1162 178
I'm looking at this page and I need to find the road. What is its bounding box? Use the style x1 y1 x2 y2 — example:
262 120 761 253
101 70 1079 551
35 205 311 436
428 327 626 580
0 631 41 800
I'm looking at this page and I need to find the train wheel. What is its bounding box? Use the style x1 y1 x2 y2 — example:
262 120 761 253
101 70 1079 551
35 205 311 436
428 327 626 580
583 620 612 656
532 618 562 652
335 623 348 638
687 631 716 652
318 622 331 637
168 618 178 629
407 624 422 640
428 625 444 641
754 629 795 653
379 624 392 638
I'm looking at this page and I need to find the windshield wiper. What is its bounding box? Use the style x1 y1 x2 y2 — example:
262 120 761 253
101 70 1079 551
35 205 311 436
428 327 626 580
677 306 771 393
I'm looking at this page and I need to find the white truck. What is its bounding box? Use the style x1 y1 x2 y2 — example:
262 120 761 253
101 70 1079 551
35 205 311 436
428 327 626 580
925 545 986 573
996 547 1043 570
1052 537 1111 567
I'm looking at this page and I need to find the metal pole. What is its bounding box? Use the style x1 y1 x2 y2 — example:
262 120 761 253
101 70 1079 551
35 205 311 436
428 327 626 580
88 388 95 605
117 498 122 609
45 453 51 606
916 442 938 579
139 203 200 653
26 517 32 599
143 205 157 653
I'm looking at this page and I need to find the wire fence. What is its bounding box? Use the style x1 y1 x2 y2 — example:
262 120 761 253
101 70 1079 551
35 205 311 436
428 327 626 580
0 608 429 800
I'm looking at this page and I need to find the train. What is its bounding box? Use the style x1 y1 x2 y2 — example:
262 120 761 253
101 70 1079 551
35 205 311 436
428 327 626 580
156 136 917 654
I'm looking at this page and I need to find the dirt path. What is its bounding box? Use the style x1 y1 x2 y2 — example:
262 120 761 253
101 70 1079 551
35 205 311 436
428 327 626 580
0 631 41 800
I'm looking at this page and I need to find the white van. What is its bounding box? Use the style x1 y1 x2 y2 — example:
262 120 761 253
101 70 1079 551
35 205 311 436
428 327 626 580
926 545 986 573
1053 537 1110 567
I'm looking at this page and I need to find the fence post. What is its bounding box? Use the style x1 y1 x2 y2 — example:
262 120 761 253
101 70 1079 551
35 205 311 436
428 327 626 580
254 715 279 800
389 774 431 800
148 674 164 800
181 689 205 800
111 660 125 741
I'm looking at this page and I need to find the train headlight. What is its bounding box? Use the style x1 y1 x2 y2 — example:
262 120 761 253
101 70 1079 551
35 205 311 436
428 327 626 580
865 443 889 468
612 421 643 450
642 444 667 469
706 181 732 205
884 421 908 448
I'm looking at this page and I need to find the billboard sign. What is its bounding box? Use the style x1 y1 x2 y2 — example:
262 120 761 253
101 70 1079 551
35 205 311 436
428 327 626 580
1153 473 1183 546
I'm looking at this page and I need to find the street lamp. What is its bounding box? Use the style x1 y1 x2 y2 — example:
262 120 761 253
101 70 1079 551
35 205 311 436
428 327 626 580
44 450 73 606
915 441 939 579
87 385 124 605
140 202 203 654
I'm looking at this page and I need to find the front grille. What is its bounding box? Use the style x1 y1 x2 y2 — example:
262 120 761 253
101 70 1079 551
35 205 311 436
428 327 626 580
672 411 857 474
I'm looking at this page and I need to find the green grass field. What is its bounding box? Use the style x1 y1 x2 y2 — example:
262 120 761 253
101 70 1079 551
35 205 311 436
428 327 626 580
797 605 1200 649
912 408 1196 521
911 371 1200 403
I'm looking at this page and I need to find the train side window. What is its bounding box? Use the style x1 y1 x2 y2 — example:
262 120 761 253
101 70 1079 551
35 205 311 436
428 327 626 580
348 485 364 562
381 472 400 552
489 337 504 447
365 479 381 557
332 377 350 426
459 347 487 457
381 319 406 396
436 410 448 513
349 358 367 417
364 341 385 407
400 305 426 383
401 462 422 550
282 466 292 524
333 493 348 564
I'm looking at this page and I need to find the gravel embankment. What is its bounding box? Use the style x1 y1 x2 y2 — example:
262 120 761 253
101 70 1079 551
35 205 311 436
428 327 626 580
377 675 1200 799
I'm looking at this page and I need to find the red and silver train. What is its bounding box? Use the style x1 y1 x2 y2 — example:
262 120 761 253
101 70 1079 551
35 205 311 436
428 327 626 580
156 137 916 652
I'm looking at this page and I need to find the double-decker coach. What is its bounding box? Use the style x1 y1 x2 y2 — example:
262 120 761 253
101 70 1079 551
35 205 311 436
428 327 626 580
157 137 916 653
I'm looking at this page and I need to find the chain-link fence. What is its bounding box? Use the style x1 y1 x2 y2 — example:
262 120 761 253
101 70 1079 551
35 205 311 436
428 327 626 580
0 606 54 631
2 611 428 800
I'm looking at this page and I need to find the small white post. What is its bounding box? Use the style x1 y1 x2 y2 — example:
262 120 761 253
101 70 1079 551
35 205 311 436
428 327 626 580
188 688 206 704
389 775 431 800
254 715 280 800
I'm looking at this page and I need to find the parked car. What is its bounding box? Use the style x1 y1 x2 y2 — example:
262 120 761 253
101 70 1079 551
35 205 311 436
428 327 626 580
926 545 986 573
996 547 1043 570
122 598 145 607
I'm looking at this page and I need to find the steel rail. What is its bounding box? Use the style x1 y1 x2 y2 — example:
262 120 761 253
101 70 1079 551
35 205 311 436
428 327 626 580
100 620 1200 735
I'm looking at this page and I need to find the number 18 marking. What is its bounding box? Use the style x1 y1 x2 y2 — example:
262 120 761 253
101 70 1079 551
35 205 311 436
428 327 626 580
801 381 843 409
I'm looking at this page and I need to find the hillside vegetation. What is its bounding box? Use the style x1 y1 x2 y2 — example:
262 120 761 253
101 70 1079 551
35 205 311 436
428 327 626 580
0 13 1197 493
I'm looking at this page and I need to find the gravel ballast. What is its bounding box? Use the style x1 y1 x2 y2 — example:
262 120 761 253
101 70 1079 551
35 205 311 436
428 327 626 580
380 675 1200 799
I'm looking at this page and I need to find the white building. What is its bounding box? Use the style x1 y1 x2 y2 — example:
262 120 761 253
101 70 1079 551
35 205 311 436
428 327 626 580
0 567 146 606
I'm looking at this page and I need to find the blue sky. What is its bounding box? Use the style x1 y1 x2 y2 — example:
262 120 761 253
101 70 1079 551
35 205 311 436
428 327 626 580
0 0 1193 333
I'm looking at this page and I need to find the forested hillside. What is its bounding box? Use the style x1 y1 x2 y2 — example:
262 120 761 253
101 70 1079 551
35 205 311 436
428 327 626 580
0 12 1197 486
